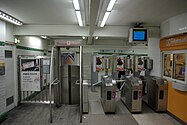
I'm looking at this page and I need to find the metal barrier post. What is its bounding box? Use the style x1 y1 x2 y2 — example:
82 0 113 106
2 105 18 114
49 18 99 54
49 46 55 123
79 46 83 123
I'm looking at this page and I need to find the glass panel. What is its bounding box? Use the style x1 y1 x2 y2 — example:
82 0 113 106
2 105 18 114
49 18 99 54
173 53 186 81
163 54 172 77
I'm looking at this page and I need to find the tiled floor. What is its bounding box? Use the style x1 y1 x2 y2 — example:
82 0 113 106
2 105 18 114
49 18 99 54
1 86 184 125
132 104 182 125
91 86 183 125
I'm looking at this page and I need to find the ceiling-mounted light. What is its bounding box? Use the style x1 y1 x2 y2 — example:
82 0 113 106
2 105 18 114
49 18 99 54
73 0 80 10
75 11 83 26
0 10 23 26
99 0 117 27
107 0 117 11
14 38 20 44
100 12 110 27
41 36 47 39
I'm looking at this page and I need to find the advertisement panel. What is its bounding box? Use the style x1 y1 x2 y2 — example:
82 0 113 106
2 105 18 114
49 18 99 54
20 58 40 91
96 56 104 71
116 56 124 71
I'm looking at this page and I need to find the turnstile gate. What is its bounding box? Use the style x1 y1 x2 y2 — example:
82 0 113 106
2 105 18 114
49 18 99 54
121 76 142 113
143 76 168 112
101 75 117 113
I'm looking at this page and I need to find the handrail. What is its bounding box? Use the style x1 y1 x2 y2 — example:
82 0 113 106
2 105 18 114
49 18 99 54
49 46 55 123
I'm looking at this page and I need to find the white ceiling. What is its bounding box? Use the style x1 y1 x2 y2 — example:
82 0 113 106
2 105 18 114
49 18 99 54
106 0 187 26
0 0 187 26
0 0 78 25
0 0 187 43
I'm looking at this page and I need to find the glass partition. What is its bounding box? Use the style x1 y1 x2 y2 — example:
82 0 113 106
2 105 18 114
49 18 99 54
163 54 172 78
162 51 186 84
173 53 186 81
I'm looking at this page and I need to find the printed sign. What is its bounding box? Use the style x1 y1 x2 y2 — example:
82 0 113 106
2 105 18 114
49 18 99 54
21 72 40 91
20 58 40 91
55 40 81 47
0 62 5 75
116 56 124 71
96 56 104 71
43 59 50 65
137 57 144 71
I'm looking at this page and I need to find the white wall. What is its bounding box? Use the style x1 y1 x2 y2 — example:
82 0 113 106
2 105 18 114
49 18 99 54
148 38 161 76
5 23 14 42
14 25 89 36
4 45 15 112
18 36 48 50
0 20 5 41
0 20 6 115
0 21 50 115
161 12 187 37
0 20 17 115
0 45 6 115
147 27 161 77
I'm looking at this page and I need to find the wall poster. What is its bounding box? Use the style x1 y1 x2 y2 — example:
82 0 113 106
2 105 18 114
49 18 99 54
0 62 5 75
137 57 144 71
20 58 40 91
96 56 104 71
116 56 124 71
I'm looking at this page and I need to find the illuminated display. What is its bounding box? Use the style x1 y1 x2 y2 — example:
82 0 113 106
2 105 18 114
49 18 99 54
133 29 147 41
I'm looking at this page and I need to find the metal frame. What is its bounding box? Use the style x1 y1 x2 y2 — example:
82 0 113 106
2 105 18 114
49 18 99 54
162 50 187 84
18 55 52 104
49 43 83 123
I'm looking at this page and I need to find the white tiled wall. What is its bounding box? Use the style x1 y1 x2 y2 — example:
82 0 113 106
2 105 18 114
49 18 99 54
0 46 6 115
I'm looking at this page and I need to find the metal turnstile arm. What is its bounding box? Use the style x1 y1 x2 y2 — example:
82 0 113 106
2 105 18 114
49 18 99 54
119 82 126 91
92 81 102 86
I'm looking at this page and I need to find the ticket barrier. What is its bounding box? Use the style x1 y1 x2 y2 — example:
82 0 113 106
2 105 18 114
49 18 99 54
101 75 117 113
121 76 142 113
143 76 168 112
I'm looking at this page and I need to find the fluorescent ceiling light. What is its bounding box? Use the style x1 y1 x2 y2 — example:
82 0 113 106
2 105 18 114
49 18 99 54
100 12 110 27
73 0 80 10
107 0 117 11
0 10 23 26
75 11 83 26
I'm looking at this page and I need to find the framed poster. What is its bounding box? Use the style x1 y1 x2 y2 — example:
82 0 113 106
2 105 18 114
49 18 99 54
116 56 124 71
96 56 104 71
20 58 40 91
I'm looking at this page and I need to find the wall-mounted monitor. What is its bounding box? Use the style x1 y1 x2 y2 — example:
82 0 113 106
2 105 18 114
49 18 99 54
129 28 148 43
